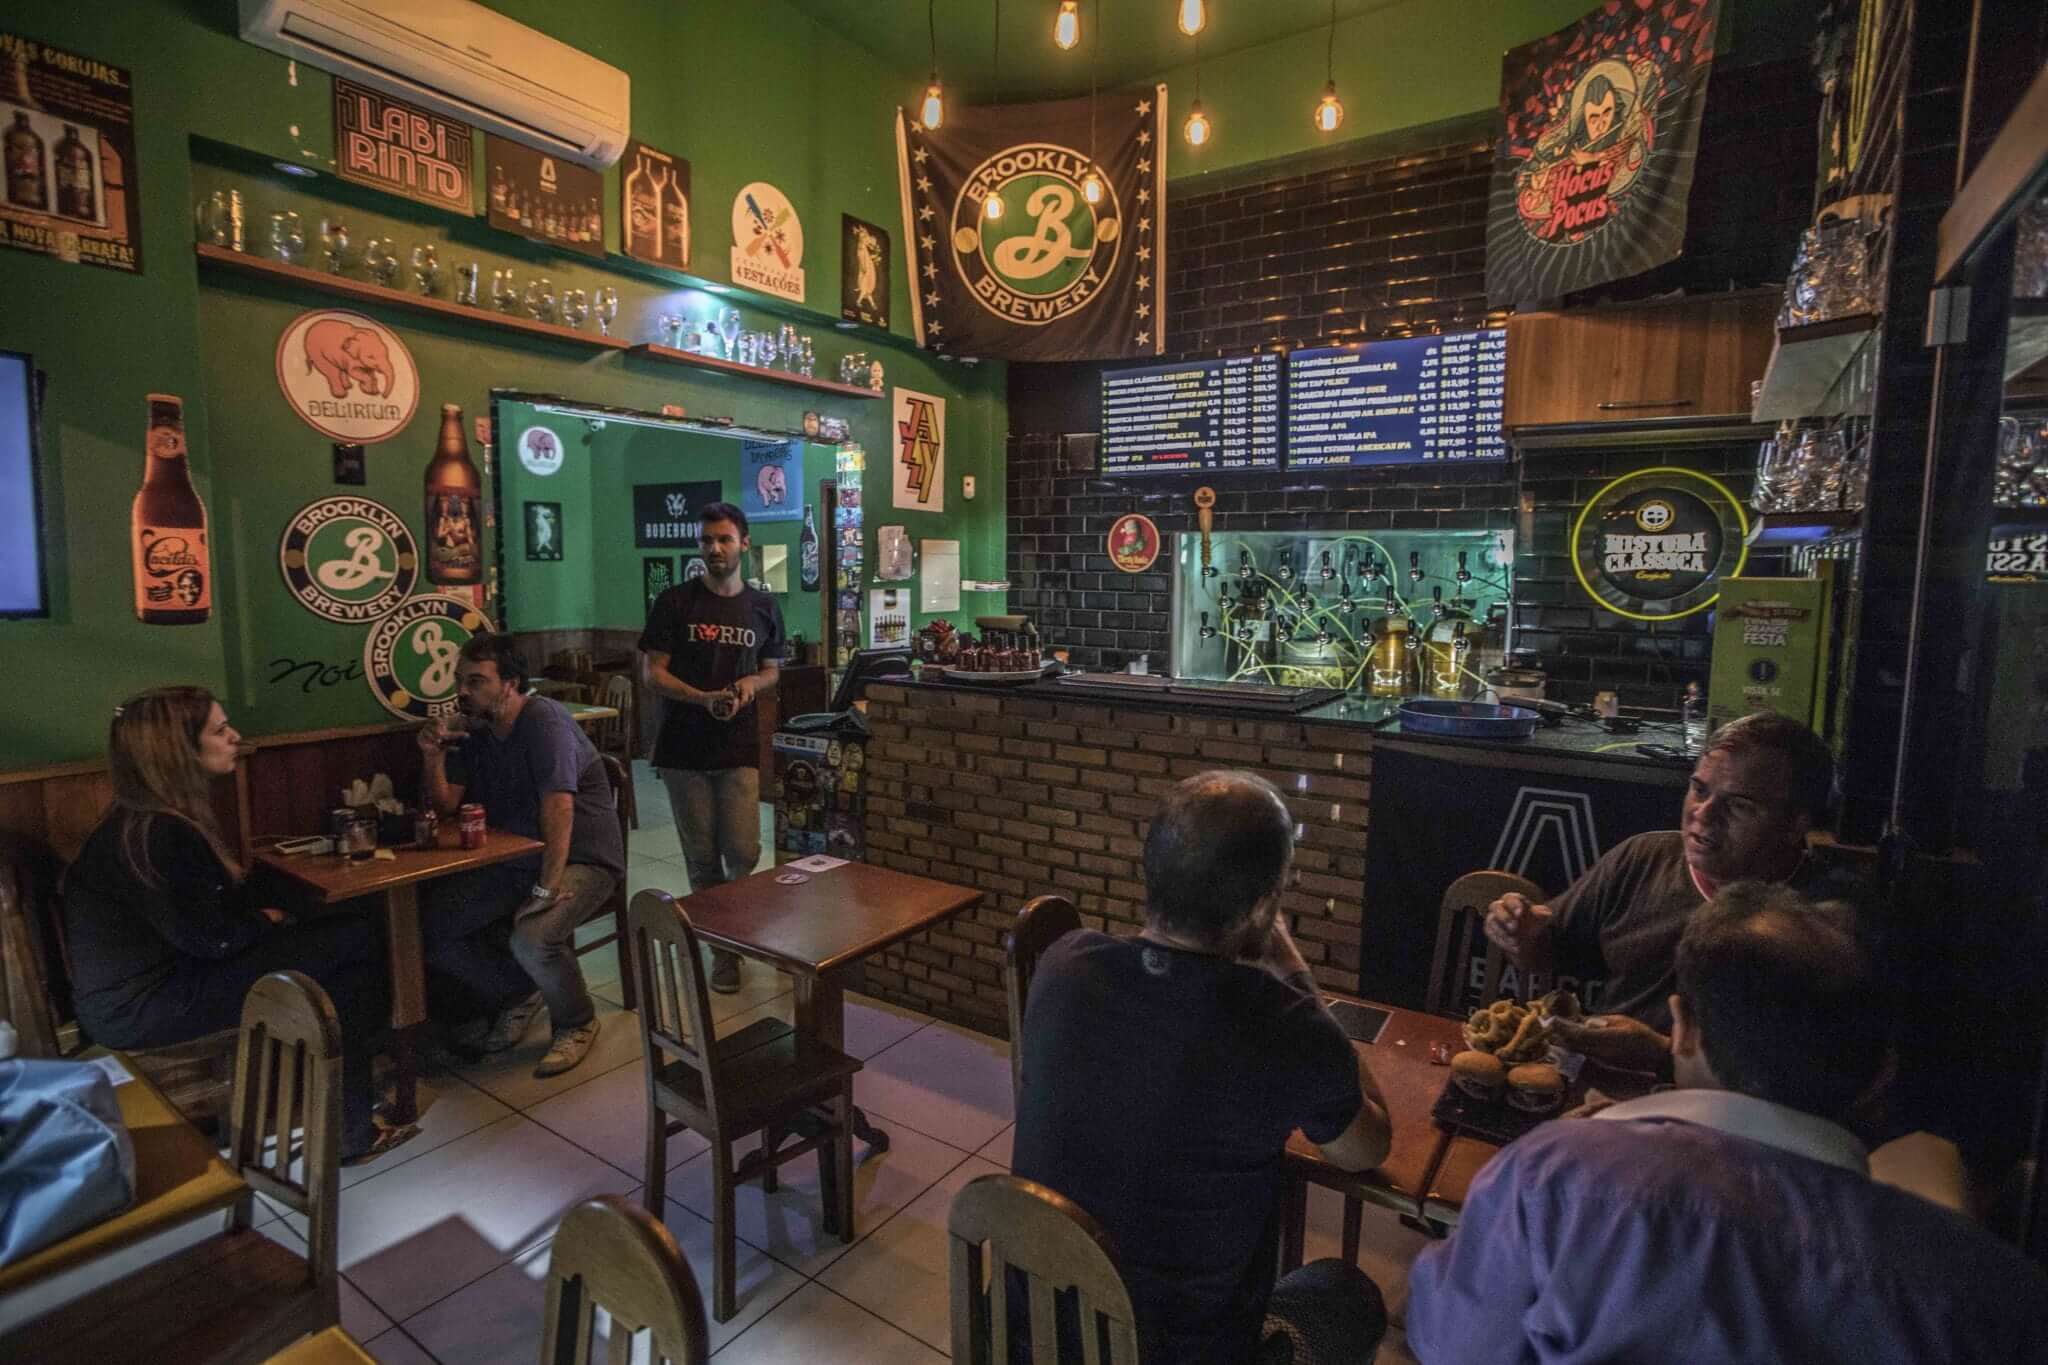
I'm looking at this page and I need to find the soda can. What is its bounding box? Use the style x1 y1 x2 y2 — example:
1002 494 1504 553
414 808 439 851
458 802 486 850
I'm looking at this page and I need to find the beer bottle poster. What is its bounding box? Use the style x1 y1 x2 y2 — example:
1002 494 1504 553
486 135 604 258
840 215 889 330
620 139 690 269
132 394 210 624
0 32 143 273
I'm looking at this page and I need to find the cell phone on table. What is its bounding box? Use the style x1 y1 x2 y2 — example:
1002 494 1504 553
1325 999 1391 1045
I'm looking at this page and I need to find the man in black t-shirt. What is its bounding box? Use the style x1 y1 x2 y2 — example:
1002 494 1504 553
1013 770 1394 1365
638 502 784 993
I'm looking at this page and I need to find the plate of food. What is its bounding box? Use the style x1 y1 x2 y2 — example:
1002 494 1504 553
1433 990 1583 1143
940 663 1055 685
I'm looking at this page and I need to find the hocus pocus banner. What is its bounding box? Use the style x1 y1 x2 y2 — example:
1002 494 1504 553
896 87 1166 361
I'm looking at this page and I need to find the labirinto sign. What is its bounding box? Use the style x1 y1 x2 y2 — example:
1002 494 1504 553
1570 467 1747 621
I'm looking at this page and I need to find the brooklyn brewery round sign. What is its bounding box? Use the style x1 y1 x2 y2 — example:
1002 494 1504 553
364 593 496 721
950 144 1119 327
1570 467 1747 621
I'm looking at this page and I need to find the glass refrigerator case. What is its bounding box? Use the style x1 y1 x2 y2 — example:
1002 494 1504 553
1166 527 1515 697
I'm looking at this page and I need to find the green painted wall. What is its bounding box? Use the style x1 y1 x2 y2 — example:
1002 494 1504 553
6 0 1003 767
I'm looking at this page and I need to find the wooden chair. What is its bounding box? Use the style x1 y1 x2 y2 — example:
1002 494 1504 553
1003 894 1083 1109
947 1173 1141 1365
541 1195 710 1365
593 675 639 827
265 1326 376 1364
1424 870 1546 1019
577 756 636 1011
4 971 344 1363
628 890 862 1322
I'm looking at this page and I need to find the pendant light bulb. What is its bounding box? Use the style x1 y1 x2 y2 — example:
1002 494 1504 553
1054 1 1081 50
1184 99 1211 147
1082 168 1104 204
920 78 945 130
985 192 1005 220
1315 80 1344 133
1177 0 1207 37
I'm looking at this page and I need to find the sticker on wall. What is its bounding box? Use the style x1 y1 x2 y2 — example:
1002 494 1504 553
643 556 676 612
279 495 421 624
0 32 143 274
524 501 563 561
487 134 603 257
517 425 564 477
333 78 472 215
840 214 890 329
730 181 805 301
1570 466 1748 621
1107 513 1161 574
621 139 690 269
891 388 945 512
741 439 802 524
869 587 909 648
680 555 707 583
364 593 495 721
275 310 420 444
332 443 367 486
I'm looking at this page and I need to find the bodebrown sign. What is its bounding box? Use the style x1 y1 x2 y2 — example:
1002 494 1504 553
333 78 473 214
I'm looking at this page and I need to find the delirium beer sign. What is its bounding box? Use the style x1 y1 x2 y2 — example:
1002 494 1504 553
1570 467 1747 621
275 310 420 444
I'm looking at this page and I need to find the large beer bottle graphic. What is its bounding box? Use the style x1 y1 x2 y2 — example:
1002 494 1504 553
131 394 212 624
424 403 483 585
4 111 47 212
799 503 820 592
54 124 94 222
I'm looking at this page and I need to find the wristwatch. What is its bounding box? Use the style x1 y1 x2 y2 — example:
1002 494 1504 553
528 883 558 902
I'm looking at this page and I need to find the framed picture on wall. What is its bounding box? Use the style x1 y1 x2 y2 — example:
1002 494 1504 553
643 555 674 613
679 554 707 584
524 501 563 561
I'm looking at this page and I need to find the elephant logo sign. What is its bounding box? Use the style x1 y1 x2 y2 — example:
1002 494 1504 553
275 309 421 444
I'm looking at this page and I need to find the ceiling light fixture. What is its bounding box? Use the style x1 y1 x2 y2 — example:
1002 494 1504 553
1315 0 1343 133
1184 33 1210 147
986 0 1005 219
1082 0 1104 202
921 0 945 129
1054 0 1080 50
1177 0 1207 38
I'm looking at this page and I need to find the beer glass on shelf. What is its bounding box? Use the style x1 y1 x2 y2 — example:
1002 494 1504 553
594 287 618 336
1841 432 1870 512
492 269 519 313
798 336 815 377
364 237 400 288
779 324 799 371
717 307 741 359
410 243 442 295
658 312 681 347
267 211 305 266
195 191 229 246
1995 417 2028 509
320 218 349 274
524 277 557 322
562 289 589 330
454 261 480 307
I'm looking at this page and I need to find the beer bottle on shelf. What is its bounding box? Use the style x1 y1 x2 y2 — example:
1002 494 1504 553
4 111 47 212
424 403 484 585
131 394 212 625
54 124 94 221
799 503 821 592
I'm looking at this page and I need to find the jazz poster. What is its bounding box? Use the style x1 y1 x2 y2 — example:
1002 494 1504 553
891 387 944 514
0 31 143 273
841 214 890 329
333 78 472 214
1485 0 1721 306
741 438 802 524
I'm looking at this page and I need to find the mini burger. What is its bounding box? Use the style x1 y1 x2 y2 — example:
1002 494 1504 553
1506 1062 1565 1113
1451 1050 1506 1101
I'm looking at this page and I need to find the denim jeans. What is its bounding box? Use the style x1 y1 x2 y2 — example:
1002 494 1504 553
659 766 761 892
422 861 614 1031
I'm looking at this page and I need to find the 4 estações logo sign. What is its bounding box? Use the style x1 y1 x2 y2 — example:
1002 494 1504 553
1571 467 1748 621
275 309 420 444
279 496 420 623
730 181 805 302
950 143 1119 326
364 593 496 721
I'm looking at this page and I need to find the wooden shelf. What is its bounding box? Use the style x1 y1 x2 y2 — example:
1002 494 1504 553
626 344 884 400
197 243 632 351
1750 509 1863 546
1751 312 1880 422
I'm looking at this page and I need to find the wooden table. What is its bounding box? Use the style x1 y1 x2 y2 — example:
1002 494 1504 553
252 828 544 1124
1278 999 1471 1265
560 701 621 728
680 860 984 1151
0 1051 246 1300
531 679 592 703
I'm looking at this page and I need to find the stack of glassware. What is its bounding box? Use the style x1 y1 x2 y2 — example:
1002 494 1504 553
1779 197 1889 328
1753 419 1867 514
1995 417 2048 509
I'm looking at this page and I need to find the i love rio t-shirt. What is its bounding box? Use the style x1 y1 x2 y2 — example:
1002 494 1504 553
638 579 786 770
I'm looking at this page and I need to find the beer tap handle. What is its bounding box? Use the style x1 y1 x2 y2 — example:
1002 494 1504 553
1432 585 1446 620
1199 610 1217 641
1320 549 1335 582
1409 550 1424 584
1456 550 1472 584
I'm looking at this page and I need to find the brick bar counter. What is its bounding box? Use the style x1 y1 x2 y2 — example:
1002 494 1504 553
851 679 1688 1038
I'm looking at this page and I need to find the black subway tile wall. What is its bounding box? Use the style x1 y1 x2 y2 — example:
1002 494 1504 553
1007 61 1812 708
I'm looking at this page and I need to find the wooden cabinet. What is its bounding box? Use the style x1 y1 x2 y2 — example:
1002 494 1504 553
1504 289 1777 429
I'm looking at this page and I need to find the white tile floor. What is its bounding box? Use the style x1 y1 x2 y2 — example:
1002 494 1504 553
16 764 1425 1362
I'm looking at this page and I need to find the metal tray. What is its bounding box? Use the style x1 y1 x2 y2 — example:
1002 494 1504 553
1398 699 1542 738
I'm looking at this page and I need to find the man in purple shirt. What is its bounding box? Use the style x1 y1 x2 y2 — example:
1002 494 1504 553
1407 883 2048 1364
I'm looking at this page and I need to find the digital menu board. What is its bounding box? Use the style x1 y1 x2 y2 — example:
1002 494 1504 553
1100 353 1283 475
1286 330 1508 468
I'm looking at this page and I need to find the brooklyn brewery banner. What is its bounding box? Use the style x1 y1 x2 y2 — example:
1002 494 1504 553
1485 0 1722 306
896 87 1166 361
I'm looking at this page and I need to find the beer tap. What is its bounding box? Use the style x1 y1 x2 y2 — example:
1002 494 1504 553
1276 548 1294 583
1408 550 1424 586
1237 548 1253 581
1199 610 1217 641
1455 550 1473 587
1431 585 1447 621
1319 549 1335 583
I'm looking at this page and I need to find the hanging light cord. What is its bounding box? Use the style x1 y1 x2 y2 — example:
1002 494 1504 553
993 0 1001 102
1089 0 1100 161
928 0 938 77
1328 0 1338 80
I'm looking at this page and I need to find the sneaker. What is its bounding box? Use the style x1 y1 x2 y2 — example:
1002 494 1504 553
709 950 743 995
479 991 546 1053
533 1019 602 1078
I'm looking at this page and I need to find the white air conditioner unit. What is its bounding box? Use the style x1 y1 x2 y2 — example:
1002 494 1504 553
240 0 630 169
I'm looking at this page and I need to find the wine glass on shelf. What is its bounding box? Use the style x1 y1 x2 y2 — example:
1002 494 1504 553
492 269 519 314
454 261 480 307
195 192 229 247
410 243 442 295
320 218 350 274
527 277 559 322
364 237 400 288
778 324 799 371
718 307 741 360
268 211 304 266
594 286 619 336
562 289 589 331
798 336 815 377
